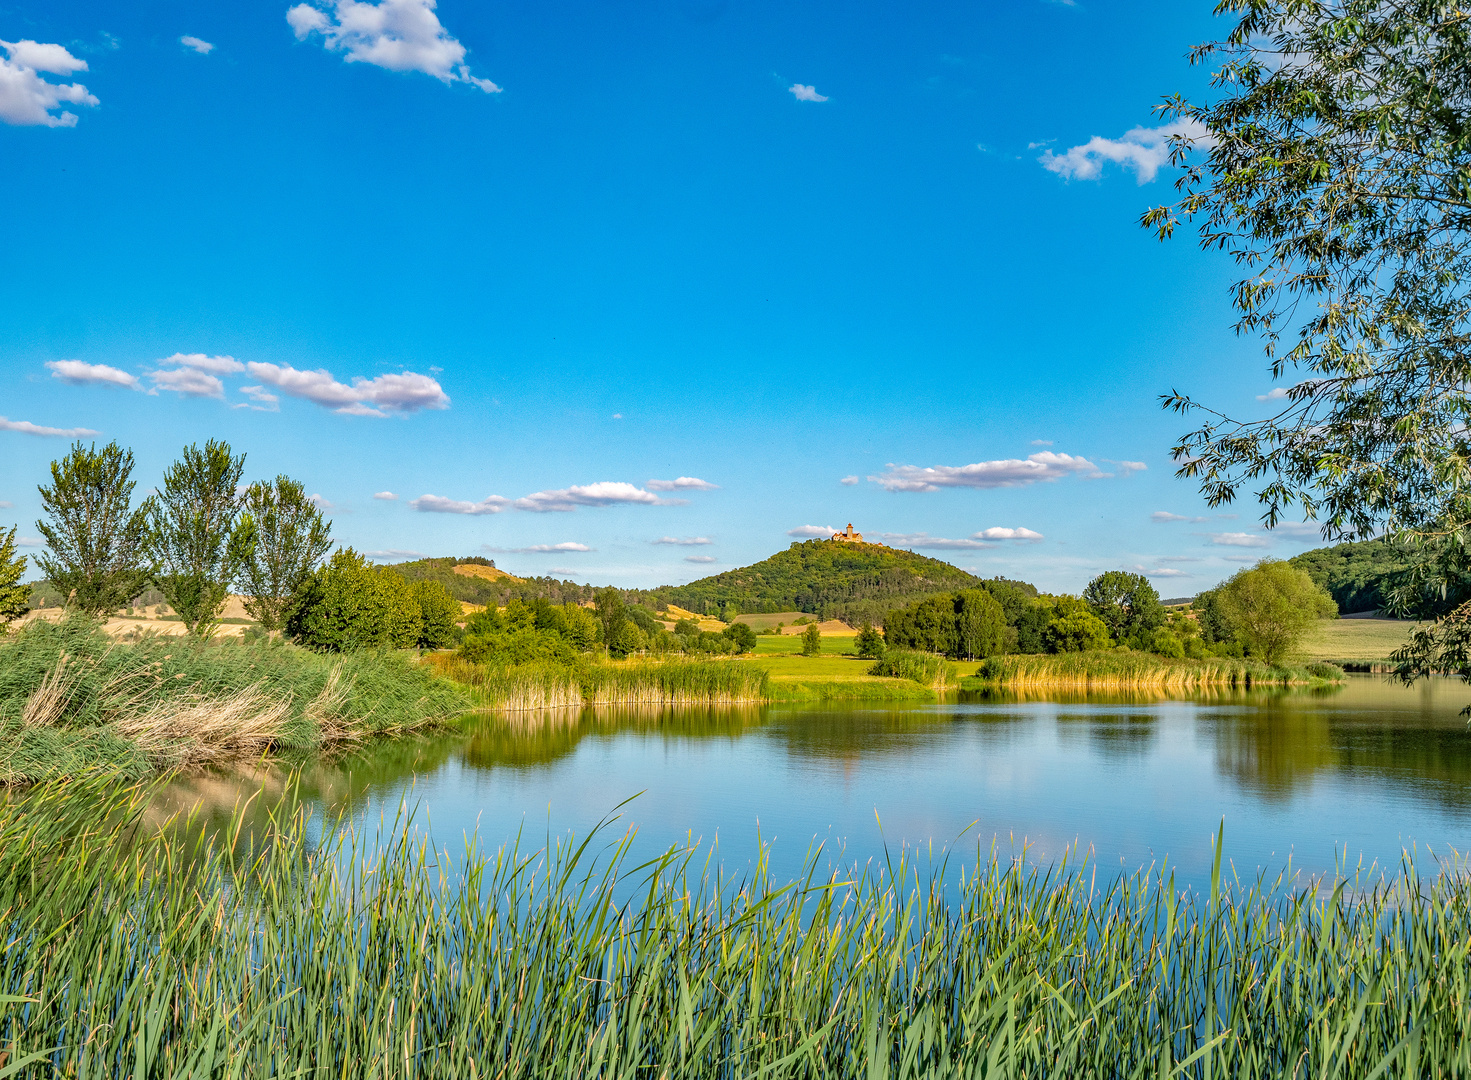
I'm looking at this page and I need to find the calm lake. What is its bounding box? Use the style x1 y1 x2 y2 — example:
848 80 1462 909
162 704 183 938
159 674 1471 891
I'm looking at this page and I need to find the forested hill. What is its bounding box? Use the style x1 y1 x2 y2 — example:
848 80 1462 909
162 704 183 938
637 540 1000 624
384 557 597 608
1287 539 1406 615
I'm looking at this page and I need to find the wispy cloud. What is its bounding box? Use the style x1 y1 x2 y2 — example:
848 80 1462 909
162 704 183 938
646 477 717 492
149 367 225 399
45 360 138 389
1145 567 1188 578
1208 532 1271 548
881 527 1044 550
1151 511 1208 524
871 452 1100 492
840 475 859 486
685 555 718 564
1257 387 1290 402
1040 118 1210 184
515 482 663 512
366 548 424 560
0 38 98 127
307 493 334 510
158 353 244 375
788 83 827 102
372 491 398 501
788 525 838 538
0 416 100 437
409 493 509 515
245 362 449 416
15 536 43 547
1104 460 1147 474
287 0 500 92
485 542 593 554
180 36 215 54
1030 439 1054 446
652 536 713 546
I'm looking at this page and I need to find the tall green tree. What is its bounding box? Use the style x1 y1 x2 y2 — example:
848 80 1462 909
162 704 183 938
35 441 151 616
234 476 333 635
953 589 1009 660
413 580 461 649
1145 0 1471 541
800 622 822 656
145 440 248 638
0 527 29 629
1082 572 1165 645
1216 561 1337 665
288 548 423 651
594 587 626 656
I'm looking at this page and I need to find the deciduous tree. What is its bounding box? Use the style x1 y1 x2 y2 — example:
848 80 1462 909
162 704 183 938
35 441 151 616
1082 572 1165 646
1216 561 1337 665
0 527 29 629
235 476 333 635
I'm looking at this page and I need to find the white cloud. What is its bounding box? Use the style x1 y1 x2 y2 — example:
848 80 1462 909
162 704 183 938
244 362 450 415
520 542 592 553
646 477 718 492
1030 439 1054 446
1257 387 1290 402
287 0 501 92
159 353 244 375
373 491 398 500
1268 521 1323 539
1039 119 1210 184
840 475 859 486
180 36 215 54
514 481 663 513
307 493 334 510
788 83 827 102
652 536 713 546
237 386 280 411
975 527 1044 542
685 555 718 564
0 500 11 508
1209 532 1271 548
16 536 43 547
1109 460 1147 474
548 567 581 577
882 527 1044 550
1158 556 1202 563
149 367 225 399
366 548 424 560
1144 567 1189 578
45 360 138 389
409 493 509 515
0 416 100 437
788 524 838 538
0 39 98 127
1151 511 1208 524
870 451 1101 492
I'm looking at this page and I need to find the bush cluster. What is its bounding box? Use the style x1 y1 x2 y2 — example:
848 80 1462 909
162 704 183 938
287 548 461 652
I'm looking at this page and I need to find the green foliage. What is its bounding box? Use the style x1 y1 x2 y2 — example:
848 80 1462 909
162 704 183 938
642 539 989 624
144 439 248 638
594 586 629 655
953 589 1009 660
0 616 464 782
1287 539 1403 615
287 548 423 651
234 475 334 633
412 580 461 649
1082 571 1165 645
800 622 822 656
1147 0 1471 540
385 556 598 608
866 648 948 685
1042 607 1113 653
722 621 757 653
459 597 601 667
854 622 885 659
0 526 27 628
1215 560 1338 665
35 440 151 616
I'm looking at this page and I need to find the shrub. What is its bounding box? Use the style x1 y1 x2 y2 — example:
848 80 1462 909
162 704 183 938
1043 609 1112 653
801 623 822 656
868 648 947 684
855 622 885 658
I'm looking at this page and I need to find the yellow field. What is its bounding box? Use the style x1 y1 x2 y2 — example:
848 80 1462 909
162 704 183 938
1300 617 1420 662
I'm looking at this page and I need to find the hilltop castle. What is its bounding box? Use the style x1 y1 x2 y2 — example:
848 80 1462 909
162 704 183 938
828 523 884 546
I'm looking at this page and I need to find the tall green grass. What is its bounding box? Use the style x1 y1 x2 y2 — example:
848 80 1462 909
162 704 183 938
978 650 1345 690
866 648 953 687
429 654 770 711
2 781 1468 1077
0 616 466 784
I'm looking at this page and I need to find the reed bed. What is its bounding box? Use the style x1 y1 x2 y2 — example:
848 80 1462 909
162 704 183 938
430 655 771 711
867 648 954 688
978 650 1345 691
0 617 467 784
3 781 1470 1077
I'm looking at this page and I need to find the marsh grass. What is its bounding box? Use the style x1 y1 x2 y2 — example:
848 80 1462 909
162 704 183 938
978 651 1345 691
3 780 1470 1077
429 655 770 711
866 648 954 687
0 617 466 784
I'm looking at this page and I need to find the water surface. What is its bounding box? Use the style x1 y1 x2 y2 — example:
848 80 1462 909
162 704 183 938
160 675 1471 890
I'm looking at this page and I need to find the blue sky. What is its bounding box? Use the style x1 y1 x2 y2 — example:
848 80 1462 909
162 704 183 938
0 0 1321 593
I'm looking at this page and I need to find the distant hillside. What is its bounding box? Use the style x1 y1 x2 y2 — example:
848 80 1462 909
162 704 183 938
638 539 1002 625
1288 539 1407 614
383 557 598 608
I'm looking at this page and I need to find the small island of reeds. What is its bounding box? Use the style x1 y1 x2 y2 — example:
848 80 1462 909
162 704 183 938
972 650 1346 691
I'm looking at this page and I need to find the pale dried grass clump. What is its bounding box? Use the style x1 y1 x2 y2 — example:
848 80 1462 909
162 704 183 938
113 684 292 769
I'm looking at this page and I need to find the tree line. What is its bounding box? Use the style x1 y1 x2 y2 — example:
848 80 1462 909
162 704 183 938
0 440 459 651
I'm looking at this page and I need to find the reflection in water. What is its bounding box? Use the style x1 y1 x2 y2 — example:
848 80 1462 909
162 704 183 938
153 675 1471 889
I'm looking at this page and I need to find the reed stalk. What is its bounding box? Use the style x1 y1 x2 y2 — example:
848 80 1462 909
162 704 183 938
1 782 1466 1077
428 655 771 711
979 651 1345 691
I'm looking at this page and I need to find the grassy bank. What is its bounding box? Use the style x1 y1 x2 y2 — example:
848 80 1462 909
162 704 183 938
4 783 1469 1076
0 617 466 784
974 650 1345 691
428 655 771 710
